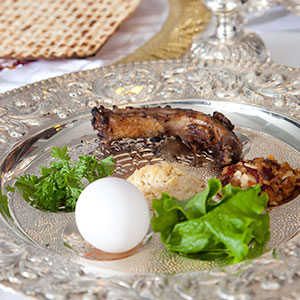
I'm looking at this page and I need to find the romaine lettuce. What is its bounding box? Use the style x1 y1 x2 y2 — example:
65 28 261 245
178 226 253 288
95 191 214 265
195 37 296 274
151 178 270 263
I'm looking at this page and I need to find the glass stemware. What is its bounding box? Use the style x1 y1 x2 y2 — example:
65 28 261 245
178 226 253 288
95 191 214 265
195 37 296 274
188 0 300 63
188 0 270 62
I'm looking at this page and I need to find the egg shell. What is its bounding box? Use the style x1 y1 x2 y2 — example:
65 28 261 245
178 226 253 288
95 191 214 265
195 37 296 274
75 177 150 253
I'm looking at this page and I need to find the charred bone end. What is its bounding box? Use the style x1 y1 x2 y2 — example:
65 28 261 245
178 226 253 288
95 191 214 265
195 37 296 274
91 106 109 140
215 134 243 166
213 111 234 131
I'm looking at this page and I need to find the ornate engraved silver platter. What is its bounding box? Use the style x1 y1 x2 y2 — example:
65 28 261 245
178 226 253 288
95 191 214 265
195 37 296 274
0 58 300 299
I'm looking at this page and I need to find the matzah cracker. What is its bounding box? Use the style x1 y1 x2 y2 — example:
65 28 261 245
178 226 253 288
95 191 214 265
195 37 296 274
0 0 141 59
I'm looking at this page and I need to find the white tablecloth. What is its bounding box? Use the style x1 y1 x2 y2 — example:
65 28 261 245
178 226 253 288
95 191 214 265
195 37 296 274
0 2 299 300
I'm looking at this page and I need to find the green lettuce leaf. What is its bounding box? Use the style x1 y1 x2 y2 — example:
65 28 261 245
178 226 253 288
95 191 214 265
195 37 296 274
151 179 270 263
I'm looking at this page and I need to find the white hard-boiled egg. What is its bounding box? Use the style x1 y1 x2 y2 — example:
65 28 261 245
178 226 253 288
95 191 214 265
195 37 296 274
75 177 150 253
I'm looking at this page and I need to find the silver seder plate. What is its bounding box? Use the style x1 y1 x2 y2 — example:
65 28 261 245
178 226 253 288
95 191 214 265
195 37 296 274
0 58 299 299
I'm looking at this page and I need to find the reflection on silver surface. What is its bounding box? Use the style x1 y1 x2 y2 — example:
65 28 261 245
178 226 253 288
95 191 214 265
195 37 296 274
0 58 300 299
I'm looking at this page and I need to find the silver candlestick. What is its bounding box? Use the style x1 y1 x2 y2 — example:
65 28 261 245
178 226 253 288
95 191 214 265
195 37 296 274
189 0 270 63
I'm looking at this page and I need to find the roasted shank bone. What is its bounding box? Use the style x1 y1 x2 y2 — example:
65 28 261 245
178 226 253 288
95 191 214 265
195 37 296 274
91 106 243 166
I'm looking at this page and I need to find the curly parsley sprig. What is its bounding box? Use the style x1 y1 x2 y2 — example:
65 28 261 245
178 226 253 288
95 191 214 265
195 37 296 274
12 146 114 212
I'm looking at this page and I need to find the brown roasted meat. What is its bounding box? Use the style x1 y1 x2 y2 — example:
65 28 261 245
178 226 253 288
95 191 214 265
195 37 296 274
220 156 300 206
91 106 243 166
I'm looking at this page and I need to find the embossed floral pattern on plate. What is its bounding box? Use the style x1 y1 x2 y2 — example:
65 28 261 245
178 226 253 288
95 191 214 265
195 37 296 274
0 58 300 299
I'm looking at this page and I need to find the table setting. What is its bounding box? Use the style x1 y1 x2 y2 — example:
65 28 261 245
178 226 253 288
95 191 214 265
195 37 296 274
0 0 299 299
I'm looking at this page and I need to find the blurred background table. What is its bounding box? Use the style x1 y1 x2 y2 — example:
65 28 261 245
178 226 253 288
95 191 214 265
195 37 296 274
0 0 299 299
